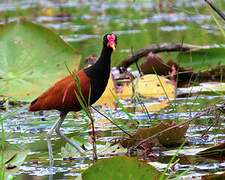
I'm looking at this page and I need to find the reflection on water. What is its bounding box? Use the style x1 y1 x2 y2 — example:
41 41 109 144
2 92 225 179
1 0 225 179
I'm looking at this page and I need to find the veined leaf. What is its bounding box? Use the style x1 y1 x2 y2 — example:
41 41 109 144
0 20 81 101
81 156 163 180
177 47 225 72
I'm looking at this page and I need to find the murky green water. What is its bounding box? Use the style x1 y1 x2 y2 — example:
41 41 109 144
1 0 225 179
3 93 225 179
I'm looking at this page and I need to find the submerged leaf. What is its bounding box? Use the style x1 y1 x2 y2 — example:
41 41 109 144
82 156 163 180
61 137 91 158
121 121 188 148
0 20 81 101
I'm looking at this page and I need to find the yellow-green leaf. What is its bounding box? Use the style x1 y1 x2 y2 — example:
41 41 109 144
0 20 81 101
82 156 163 180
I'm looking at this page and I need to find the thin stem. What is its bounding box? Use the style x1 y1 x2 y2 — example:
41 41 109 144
205 0 225 21
89 114 97 162
135 104 223 148
91 106 132 137
1 115 5 180
136 96 152 121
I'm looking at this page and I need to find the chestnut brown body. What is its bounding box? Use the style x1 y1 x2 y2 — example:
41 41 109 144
29 70 90 112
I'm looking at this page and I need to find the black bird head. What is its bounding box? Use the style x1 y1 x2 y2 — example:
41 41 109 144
103 33 117 51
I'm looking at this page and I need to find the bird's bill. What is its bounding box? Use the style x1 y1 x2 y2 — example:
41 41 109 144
110 44 116 51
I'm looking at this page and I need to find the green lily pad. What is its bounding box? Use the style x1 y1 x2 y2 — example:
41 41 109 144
1 149 29 180
0 20 81 101
81 156 163 180
0 149 30 167
177 47 225 71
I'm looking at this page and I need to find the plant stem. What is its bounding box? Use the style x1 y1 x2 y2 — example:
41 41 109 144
205 0 225 21
1 115 5 180
91 106 132 137
89 114 97 162
135 103 224 148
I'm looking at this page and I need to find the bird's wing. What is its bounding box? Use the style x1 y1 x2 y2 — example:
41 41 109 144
29 70 91 111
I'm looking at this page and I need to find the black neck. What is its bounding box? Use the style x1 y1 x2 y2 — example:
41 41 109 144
84 45 113 104
84 45 112 78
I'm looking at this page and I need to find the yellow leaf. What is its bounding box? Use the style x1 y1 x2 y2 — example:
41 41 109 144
136 100 169 112
134 74 175 99
94 118 111 130
94 74 175 109
94 73 133 107
42 7 54 16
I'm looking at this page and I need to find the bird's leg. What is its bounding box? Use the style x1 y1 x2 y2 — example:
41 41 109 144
46 112 67 167
55 111 86 155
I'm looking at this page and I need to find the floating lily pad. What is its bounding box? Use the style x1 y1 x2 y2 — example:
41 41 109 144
0 149 30 179
177 47 225 71
0 149 30 167
94 73 133 107
95 74 175 107
179 82 225 94
0 20 81 101
133 74 175 99
81 156 163 180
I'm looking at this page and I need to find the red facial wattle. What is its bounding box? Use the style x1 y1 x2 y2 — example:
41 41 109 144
107 34 116 51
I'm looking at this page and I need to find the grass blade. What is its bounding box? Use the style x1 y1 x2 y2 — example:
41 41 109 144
160 139 186 180
110 89 139 126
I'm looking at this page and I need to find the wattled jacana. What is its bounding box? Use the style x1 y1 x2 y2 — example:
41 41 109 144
29 33 117 166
